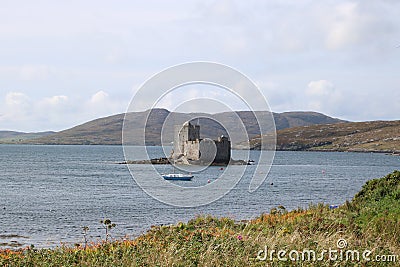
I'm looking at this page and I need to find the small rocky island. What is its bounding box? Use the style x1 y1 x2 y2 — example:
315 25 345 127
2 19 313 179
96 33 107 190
121 122 252 166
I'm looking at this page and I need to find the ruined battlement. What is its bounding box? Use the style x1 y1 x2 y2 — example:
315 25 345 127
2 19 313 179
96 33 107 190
172 122 231 165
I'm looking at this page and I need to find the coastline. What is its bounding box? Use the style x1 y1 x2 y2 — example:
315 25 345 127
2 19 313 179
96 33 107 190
1 142 399 155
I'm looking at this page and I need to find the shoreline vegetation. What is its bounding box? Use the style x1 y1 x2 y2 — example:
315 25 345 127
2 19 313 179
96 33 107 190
1 171 399 266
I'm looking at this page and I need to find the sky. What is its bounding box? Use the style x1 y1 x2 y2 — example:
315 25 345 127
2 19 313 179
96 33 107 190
0 0 399 132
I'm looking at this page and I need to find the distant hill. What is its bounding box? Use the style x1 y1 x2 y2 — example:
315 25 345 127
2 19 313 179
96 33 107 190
250 120 400 153
9 109 345 145
0 131 55 143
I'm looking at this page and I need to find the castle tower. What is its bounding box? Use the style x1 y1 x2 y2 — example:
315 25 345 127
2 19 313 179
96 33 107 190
173 122 200 158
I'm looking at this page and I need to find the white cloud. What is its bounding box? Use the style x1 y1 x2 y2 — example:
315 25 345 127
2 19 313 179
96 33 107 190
0 91 126 131
90 90 109 104
258 81 296 112
20 65 51 81
153 84 246 113
320 1 397 51
305 80 344 112
323 2 362 50
85 90 128 121
306 80 335 96
42 95 68 106
0 92 32 129
5 92 30 106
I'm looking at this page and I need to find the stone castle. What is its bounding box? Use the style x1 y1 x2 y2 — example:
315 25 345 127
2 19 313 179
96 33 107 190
172 121 231 165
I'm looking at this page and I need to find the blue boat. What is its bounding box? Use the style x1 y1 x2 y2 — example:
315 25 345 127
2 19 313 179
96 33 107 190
162 173 193 181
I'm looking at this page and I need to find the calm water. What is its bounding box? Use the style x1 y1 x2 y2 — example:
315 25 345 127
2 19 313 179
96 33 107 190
0 145 399 248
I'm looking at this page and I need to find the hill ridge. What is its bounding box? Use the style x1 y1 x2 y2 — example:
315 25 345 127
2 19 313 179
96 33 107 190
251 120 400 153
0 109 345 145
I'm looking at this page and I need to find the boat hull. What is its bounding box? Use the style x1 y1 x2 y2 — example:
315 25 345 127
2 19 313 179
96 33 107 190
162 174 193 181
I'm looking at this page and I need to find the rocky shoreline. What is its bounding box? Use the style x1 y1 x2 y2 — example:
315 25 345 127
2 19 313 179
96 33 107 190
118 157 253 166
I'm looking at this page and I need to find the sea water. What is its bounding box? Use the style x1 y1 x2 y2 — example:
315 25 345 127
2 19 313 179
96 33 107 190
0 145 398 248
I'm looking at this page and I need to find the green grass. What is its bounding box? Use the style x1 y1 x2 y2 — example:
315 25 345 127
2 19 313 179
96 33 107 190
1 171 399 266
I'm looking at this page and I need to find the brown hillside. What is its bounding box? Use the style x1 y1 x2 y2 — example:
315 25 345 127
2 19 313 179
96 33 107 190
252 120 400 153
11 110 344 145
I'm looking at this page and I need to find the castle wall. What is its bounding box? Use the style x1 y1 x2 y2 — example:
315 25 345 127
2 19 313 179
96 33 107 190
199 139 217 164
214 137 231 164
184 140 200 160
188 125 200 141
173 122 230 165
174 125 184 155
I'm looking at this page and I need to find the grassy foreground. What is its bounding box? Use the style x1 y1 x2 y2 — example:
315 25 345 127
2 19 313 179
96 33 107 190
1 171 399 266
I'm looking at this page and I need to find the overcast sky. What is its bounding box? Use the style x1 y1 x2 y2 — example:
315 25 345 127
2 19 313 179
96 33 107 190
0 0 399 132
